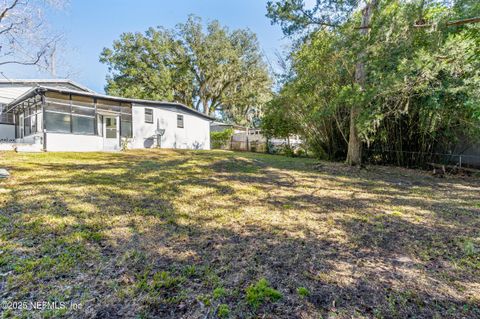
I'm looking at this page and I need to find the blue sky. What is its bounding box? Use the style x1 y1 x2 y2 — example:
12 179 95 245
4 0 289 93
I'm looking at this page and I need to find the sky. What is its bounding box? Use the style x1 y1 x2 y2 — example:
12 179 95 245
3 0 290 93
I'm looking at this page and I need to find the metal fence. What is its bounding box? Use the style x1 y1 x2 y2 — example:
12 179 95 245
365 148 480 170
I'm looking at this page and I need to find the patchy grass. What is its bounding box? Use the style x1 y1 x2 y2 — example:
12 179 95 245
0 149 479 318
245 278 282 310
297 287 310 298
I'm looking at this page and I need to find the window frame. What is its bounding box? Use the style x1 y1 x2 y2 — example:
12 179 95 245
145 108 153 124
177 114 184 128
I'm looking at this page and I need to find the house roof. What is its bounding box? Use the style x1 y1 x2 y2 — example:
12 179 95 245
211 121 247 130
0 79 94 105
5 85 215 121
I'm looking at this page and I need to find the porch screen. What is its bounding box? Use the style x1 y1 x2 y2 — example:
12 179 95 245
14 98 41 137
45 92 72 133
43 92 132 136
71 96 95 135
45 93 95 135
120 107 132 138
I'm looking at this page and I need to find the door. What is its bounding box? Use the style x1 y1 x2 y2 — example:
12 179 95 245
19 114 24 138
103 116 119 150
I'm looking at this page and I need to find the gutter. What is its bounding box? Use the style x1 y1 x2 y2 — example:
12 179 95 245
4 87 43 113
3 86 216 121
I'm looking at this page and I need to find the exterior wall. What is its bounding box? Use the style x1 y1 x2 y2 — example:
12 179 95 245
131 104 210 150
16 133 42 144
45 133 103 152
0 130 42 152
0 124 15 142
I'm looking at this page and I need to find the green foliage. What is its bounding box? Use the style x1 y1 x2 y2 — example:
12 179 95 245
245 278 282 309
101 15 272 124
217 304 230 318
211 128 233 149
463 240 476 257
152 271 184 290
296 286 310 298
261 97 298 139
183 265 197 277
266 0 480 166
213 287 228 300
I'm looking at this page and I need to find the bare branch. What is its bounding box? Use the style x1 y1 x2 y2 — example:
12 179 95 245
0 52 42 66
0 0 20 23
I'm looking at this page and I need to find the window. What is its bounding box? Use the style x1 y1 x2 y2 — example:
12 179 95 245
45 112 71 133
121 121 132 138
72 116 95 135
30 115 37 134
24 116 31 136
105 117 117 138
45 101 70 113
177 114 184 128
145 108 153 123
20 100 41 137
72 105 95 117
120 113 132 138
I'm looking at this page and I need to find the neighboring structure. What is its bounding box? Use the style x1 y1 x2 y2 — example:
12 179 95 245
0 80 212 152
210 121 302 153
210 121 247 134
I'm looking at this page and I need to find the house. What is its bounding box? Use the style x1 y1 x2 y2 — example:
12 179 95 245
0 79 213 152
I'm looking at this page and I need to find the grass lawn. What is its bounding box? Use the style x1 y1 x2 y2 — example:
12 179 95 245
0 150 479 318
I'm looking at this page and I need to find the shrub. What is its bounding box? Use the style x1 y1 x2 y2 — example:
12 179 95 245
211 129 233 149
120 137 130 151
245 278 282 309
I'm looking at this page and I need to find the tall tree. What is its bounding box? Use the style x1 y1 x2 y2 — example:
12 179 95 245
267 0 480 165
100 16 272 124
0 0 66 70
267 0 377 165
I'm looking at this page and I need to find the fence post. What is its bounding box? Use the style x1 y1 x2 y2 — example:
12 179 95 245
459 155 462 168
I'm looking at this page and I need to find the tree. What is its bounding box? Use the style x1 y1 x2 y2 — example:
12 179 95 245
267 0 377 165
100 16 272 124
267 0 480 165
262 29 352 160
0 0 66 70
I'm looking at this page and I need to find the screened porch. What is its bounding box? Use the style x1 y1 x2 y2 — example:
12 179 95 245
12 91 133 141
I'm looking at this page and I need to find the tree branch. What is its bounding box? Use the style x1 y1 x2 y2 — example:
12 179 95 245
414 17 480 28
0 0 20 24
0 52 43 66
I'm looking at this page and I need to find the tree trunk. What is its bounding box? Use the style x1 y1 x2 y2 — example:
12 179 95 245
346 0 377 166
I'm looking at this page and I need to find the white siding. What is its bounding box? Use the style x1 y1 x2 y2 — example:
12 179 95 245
46 133 103 152
0 124 14 141
131 104 210 150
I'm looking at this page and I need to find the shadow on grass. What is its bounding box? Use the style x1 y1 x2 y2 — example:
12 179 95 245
0 150 479 318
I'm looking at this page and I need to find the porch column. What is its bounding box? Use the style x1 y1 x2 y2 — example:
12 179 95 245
41 94 47 151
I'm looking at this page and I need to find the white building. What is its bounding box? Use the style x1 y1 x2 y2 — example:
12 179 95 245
0 80 212 152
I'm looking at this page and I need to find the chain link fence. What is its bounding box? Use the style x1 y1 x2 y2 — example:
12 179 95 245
364 148 480 170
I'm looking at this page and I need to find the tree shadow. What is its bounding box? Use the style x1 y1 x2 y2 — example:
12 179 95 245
0 150 479 318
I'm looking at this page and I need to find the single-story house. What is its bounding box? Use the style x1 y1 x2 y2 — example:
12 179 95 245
0 79 213 151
